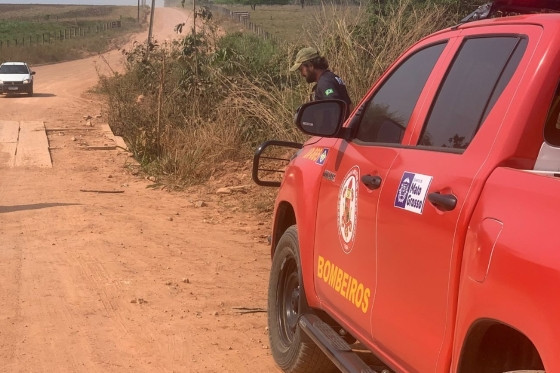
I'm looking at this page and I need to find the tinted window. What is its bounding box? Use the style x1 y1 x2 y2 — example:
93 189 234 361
419 37 527 150
355 42 446 143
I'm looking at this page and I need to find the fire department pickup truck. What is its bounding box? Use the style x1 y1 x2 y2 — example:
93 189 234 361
253 1 560 372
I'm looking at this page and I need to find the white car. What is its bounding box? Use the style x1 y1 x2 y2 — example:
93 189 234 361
0 62 35 96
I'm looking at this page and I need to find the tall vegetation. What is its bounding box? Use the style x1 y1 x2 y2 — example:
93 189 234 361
101 0 469 186
312 0 466 101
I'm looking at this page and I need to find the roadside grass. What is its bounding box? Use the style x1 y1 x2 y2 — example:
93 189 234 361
212 1 461 102
214 4 361 44
0 5 148 65
0 4 140 21
0 32 133 64
99 0 462 205
310 1 462 106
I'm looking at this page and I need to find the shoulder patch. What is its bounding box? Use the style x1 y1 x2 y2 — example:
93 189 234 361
324 88 334 96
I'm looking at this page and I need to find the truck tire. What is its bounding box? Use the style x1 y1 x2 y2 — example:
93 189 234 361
268 225 336 373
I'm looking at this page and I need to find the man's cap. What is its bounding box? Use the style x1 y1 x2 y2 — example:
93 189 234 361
290 47 320 71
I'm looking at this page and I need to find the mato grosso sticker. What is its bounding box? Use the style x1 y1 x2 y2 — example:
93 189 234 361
394 171 433 214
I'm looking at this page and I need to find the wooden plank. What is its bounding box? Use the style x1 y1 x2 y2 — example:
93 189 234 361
46 128 92 132
98 123 128 151
0 143 17 168
99 123 114 137
0 121 20 167
113 136 128 151
86 146 116 150
0 120 19 143
14 121 52 168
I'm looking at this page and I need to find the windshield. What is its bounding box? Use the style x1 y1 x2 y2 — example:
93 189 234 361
0 65 30 74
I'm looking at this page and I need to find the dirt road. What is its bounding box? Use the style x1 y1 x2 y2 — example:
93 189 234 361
0 7 281 373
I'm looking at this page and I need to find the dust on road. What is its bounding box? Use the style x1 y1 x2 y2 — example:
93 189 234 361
0 7 280 373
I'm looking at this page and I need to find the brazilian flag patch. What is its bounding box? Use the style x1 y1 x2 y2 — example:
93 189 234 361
325 88 334 96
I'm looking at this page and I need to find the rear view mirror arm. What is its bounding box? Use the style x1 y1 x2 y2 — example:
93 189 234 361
252 140 303 187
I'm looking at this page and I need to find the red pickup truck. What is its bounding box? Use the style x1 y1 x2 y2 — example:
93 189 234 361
253 1 560 372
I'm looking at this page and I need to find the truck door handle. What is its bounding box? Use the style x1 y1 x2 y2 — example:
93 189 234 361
428 192 457 211
361 174 382 190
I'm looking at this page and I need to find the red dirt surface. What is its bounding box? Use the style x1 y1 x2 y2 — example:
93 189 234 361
0 7 281 373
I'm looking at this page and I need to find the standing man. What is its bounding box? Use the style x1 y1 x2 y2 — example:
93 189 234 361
290 47 352 113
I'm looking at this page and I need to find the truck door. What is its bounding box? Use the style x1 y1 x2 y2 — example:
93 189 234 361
371 35 529 372
312 41 449 340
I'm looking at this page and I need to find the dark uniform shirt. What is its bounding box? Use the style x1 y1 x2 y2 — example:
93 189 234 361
311 70 352 109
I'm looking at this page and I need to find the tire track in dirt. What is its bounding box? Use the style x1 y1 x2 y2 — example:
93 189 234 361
74 252 129 333
0 170 33 369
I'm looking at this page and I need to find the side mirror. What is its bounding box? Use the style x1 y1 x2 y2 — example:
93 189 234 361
294 99 347 137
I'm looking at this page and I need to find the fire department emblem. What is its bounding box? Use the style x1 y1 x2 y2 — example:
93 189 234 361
337 166 359 253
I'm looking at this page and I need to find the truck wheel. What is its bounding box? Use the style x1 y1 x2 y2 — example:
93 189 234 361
268 226 335 373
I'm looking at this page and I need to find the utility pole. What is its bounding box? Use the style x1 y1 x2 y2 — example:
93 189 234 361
137 0 140 23
147 0 156 45
192 0 196 36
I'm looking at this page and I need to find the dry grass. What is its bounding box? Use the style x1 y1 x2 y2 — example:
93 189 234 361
217 4 361 44
306 0 459 103
101 0 459 199
0 4 141 21
0 4 147 65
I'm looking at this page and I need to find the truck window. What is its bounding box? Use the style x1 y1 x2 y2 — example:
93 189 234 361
419 36 527 151
354 42 447 144
544 82 560 146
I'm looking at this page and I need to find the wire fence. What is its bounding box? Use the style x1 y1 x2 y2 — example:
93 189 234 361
0 20 122 49
209 5 278 43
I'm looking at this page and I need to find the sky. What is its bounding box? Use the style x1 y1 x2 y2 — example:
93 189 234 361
0 0 164 6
